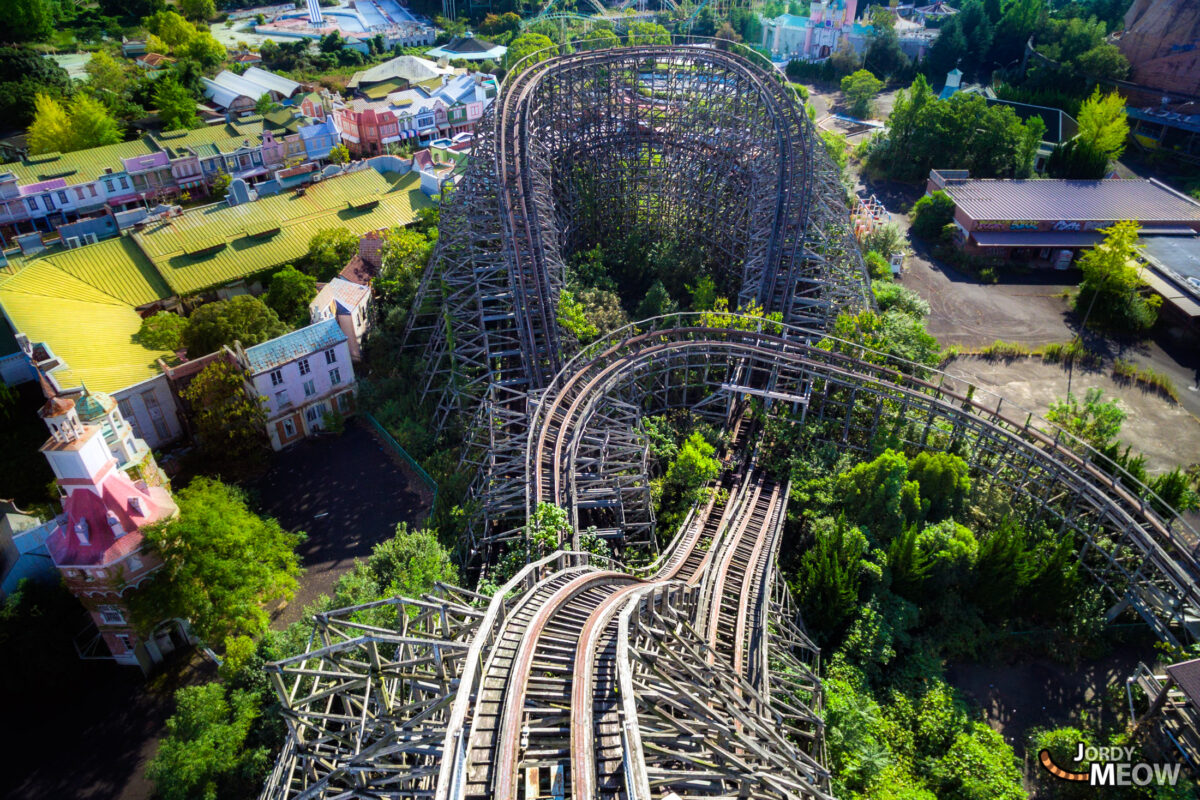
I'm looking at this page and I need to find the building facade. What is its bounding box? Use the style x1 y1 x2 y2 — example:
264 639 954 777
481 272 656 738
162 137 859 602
336 73 495 156
36 378 189 672
310 277 372 360
238 319 357 450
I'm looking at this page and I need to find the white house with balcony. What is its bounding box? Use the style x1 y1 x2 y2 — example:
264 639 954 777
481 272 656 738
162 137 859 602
237 319 357 450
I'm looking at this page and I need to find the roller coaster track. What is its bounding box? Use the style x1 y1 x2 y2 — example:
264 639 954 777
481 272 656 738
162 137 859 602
261 45 1200 800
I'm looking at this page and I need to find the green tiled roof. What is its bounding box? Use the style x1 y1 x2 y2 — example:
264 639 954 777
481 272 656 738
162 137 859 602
0 238 174 393
156 119 266 158
0 138 159 187
134 169 433 296
0 168 429 393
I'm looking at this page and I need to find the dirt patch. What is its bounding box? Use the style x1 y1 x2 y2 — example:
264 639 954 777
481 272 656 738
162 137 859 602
942 355 1200 473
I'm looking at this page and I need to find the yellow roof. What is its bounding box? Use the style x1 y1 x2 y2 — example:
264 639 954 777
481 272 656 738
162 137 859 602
0 242 174 393
134 170 432 296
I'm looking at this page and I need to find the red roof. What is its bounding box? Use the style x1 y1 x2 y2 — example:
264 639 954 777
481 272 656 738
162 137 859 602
46 469 176 567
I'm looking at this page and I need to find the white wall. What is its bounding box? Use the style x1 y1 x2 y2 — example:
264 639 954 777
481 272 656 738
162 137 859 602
114 374 182 450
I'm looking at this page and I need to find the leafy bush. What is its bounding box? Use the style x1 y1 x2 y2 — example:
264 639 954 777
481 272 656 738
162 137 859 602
873 282 929 318
136 311 188 351
979 339 1030 359
910 191 956 241
1046 387 1125 451
865 250 890 280
861 222 907 260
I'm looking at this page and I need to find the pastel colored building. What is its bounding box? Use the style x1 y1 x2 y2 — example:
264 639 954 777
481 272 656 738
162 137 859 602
763 0 938 62
0 113 344 237
238 319 357 450
336 73 495 156
310 277 372 360
36 377 190 671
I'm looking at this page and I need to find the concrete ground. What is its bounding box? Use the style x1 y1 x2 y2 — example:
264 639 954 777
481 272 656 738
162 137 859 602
943 355 1200 474
245 417 434 629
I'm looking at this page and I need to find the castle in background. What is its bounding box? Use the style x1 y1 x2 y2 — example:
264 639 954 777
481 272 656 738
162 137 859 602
762 0 941 64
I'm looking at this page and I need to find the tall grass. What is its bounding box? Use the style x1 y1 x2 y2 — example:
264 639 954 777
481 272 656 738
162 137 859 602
1112 359 1179 402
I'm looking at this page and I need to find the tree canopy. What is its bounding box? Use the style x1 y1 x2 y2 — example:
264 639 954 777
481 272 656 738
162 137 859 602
265 265 317 327
131 477 304 644
27 93 122 155
155 77 200 131
137 311 188 351
183 295 289 356
181 359 267 467
1074 221 1160 333
506 33 557 71
145 682 269 800
306 227 360 281
840 69 883 118
0 45 71 126
870 76 1043 181
1076 87 1128 164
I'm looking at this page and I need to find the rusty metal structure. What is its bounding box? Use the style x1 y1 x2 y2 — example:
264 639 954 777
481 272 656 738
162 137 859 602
261 44 1200 800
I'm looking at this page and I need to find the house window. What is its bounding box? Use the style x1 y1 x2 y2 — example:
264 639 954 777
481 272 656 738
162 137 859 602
141 390 171 441
298 358 311 376
104 180 115 193
305 405 320 423
89 184 98 197
25 197 38 211
99 605 126 625
269 369 283 386
303 379 316 397
324 348 337 364
275 389 290 408
116 634 133 652
58 191 68 204
329 367 342 386
129 556 143 572
282 418 296 438
337 392 351 413
117 397 143 438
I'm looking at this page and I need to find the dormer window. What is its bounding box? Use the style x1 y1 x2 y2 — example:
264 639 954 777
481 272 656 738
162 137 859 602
107 510 125 539
129 496 143 515
74 518 90 546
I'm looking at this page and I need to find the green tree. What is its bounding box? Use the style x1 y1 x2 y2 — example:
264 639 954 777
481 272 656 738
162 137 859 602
6 0 53 42
146 683 269 800
660 431 720 518
306 227 360 281
180 359 268 467
182 31 227 68
932 722 1024 800
136 311 189 351
182 295 289 356
506 33 556 71
69 95 123 151
1076 87 1129 164
872 283 931 319
131 477 303 643
910 191 956 241
265 265 317 327
861 222 907 260
557 289 598 342
577 287 628 335
837 449 922 540
178 0 215 21
1075 220 1160 333
1045 137 1109 179
1046 387 1125 451
328 142 350 164
253 92 274 116
626 21 671 45
84 51 129 97
210 170 231 198
840 69 883 118
635 280 677 319
155 77 199 130
146 10 198 48
0 45 71 127
795 515 872 643
907 451 970 521
366 523 459 598
375 226 432 307
865 6 909 78
25 93 71 155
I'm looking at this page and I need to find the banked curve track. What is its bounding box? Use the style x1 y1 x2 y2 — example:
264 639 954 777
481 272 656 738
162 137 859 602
261 45 1200 800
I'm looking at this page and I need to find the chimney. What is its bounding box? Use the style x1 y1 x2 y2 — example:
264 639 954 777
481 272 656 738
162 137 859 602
107 510 125 539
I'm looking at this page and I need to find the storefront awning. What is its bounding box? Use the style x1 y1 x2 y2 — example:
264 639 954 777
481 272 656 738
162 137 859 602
971 230 1104 248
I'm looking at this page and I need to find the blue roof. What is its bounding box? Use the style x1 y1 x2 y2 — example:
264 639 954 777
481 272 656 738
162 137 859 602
243 318 346 373
774 13 811 27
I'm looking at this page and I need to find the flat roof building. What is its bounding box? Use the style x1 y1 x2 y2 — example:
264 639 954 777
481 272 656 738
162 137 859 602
929 169 1200 258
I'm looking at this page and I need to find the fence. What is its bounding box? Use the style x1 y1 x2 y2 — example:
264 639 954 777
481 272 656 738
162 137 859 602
363 412 438 519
